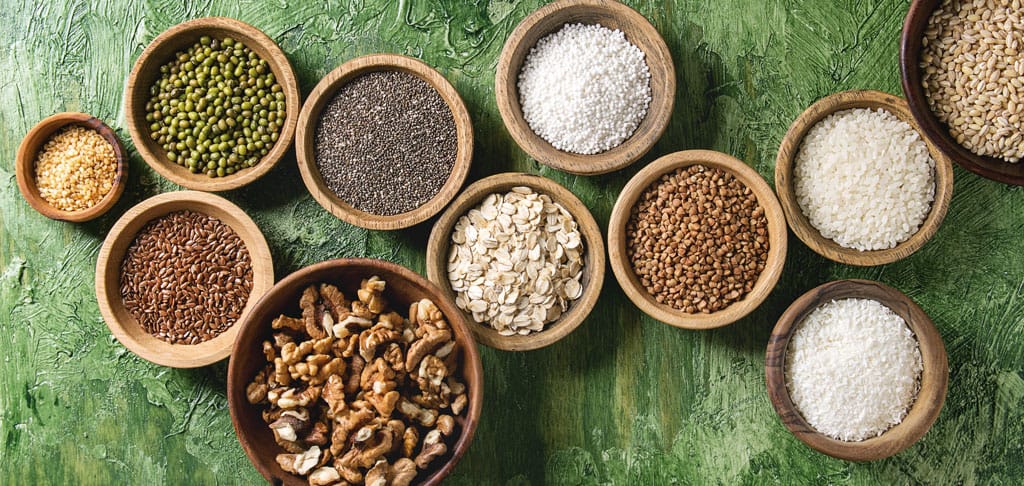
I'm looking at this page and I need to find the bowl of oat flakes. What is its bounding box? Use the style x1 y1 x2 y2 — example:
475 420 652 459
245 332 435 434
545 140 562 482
426 172 605 351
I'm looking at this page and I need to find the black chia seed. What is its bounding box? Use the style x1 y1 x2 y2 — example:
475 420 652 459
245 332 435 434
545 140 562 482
314 70 458 216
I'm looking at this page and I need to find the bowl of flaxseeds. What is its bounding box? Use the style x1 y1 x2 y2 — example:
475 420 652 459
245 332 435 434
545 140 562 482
95 191 274 368
16 112 127 222
295 53 473 230
608 150 788 330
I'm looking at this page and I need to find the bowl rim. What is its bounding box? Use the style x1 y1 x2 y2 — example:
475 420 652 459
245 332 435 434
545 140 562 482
294 53 474 230
765 278 949 461
774 89 955 266
425 172 606 351
607 149 788 329
226 257 484 486
123 16 300 192
94 190 275 368
494 0 676 175
15 112 128 222
900 0 1024 186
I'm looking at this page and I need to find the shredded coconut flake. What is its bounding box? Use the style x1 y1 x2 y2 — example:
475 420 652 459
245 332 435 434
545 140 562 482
785 298 923 442
517 23 652 155
793 108 935 251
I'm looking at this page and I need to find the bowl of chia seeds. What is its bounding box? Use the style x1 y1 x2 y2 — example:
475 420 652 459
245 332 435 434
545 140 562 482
295 53 474 230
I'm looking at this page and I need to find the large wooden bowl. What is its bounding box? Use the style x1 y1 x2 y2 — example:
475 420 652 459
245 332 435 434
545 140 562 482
900 0 1024 185
608 150 787 330
95 191 274 368
15 112 127 222
775 90 954 266
227 258 483 485
426 173 605 351
295 54 473 230
495 0 675 175
124 17 300 192
766 279 948 461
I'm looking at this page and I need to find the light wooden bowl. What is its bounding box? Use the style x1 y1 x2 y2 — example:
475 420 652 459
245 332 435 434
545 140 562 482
766 279 948 461
15 112 127 222
608 150 787 330
900 0 1024 186
227 258 483 486
775 90 954 266
426 173 605 351
124 17 300 192
295 53 473 230
495 0 675 175
95 191 274 368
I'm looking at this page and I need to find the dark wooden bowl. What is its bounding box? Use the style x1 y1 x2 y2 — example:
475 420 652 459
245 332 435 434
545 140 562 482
295 54 473 230
766 279 948 461
775 90 954 266
227 258 483 485
15 112 127 222
608 150 787 330
425 173 605 351
124 17 300 192
495 0 675 175
900 0 1024 185
95 191 275 368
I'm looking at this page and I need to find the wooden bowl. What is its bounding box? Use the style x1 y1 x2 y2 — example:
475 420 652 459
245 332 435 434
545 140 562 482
608 150 787 330
426 173 605 351
295 54 473 230
775 90 954 266
900 0 1024 185
124 17 300 192
95 191 274 368
227 258 483 485
495 0 675 175
766 279 948 461
15 112 127 222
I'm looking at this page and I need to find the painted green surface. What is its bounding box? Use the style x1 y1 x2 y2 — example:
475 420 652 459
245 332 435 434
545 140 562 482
1 0 1022 484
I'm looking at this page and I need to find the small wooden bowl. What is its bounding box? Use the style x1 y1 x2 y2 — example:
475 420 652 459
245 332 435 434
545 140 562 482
775 90 954 266
15 112 127 222
95 191 274 368
227 258 483 485
495 0 675 175
426 173 605 351
295 54 473 230
766 279 948 461
124 17 300 192
608 150 787 330
900 0 1024 185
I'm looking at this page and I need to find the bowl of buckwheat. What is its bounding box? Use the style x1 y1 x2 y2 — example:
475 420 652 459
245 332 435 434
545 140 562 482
425 172 606 351
227 258 482 486
608 150 788 330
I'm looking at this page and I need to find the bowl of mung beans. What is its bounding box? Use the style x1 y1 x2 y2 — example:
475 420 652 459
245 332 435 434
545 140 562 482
95 190 275 368
900 0 1024 185
124 17 300 192
15 112 127 222
608 150 788 330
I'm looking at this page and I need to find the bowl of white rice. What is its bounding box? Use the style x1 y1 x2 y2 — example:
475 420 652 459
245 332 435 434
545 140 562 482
774 90 954 266
495 0 675 175
765 279 948 461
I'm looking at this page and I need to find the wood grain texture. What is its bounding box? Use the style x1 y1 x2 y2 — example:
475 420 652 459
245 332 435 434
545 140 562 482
608 150 787 329
766 279 948 461
495 0 675 175
295 53 474 230
95 191 275 368
2 1 1023 484
425 172 605 351
774 90 954 266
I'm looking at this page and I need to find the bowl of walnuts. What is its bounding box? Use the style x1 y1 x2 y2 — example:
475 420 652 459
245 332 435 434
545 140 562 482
227 258 482 485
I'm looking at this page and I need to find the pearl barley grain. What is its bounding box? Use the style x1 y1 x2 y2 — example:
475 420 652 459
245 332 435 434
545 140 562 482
518 23 651 155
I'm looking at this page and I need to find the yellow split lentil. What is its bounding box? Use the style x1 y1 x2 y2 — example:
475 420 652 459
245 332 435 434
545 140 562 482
33 125 118 212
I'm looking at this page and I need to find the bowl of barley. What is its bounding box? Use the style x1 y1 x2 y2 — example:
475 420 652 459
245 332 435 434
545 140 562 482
901 0 1024 185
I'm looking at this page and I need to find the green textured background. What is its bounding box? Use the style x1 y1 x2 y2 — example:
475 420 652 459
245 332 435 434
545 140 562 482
2 0 1023 484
